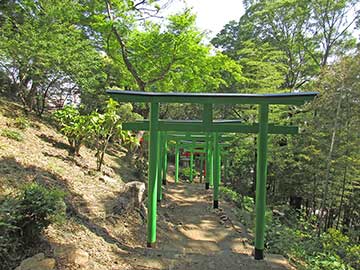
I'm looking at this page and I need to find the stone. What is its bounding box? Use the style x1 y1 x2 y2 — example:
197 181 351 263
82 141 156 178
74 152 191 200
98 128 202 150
68 249 89 266
31 253 45 260
273 209 285 217
99 175 117 185
54 246 89 266
16 253 56 270
220 214 228 220
113 181 146 214
102 166 115 177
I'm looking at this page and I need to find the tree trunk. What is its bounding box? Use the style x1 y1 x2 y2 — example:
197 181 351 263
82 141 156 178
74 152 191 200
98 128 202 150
336 165 348 229
318 95 342 235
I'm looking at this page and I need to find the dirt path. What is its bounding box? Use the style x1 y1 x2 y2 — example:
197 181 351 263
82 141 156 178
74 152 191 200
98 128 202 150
125 179 295 270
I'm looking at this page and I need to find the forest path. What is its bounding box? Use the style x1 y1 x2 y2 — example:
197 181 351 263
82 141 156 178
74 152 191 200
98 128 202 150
126 179 295 270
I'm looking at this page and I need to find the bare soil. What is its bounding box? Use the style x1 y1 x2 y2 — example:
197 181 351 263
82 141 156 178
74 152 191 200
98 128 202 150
132 180 296 270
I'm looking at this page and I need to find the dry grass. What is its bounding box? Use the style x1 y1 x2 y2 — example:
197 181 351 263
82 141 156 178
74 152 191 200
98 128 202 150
0 99 146 269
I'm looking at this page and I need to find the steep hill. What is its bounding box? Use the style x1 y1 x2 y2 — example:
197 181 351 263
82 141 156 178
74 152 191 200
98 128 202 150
0 99 294 270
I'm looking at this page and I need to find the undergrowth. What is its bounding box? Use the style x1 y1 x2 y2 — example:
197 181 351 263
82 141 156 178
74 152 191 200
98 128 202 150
0 183 66 270
1 129 23 141
219 186 360 270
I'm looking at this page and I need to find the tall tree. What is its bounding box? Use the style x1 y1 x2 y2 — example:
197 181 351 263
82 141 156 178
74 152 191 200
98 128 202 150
0 0 104 114
212 0 359 90
83 1 243 93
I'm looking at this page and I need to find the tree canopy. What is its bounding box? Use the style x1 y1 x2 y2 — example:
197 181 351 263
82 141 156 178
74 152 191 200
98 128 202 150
0 1 359 269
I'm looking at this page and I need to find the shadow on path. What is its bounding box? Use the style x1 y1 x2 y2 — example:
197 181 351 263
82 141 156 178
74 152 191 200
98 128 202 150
131 180 295 270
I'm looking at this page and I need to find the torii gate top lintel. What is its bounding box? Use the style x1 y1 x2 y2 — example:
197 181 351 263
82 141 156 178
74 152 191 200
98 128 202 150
107 90 318 105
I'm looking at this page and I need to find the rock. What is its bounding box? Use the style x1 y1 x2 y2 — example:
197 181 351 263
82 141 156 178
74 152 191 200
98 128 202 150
31 253 45 260
113 181 146 214
54 246 89 266
232 221 243 232
16 253 56 270
220 214 228 221
102 166 115 177
68 249 89 266
273 209 285 217
99 175 117 185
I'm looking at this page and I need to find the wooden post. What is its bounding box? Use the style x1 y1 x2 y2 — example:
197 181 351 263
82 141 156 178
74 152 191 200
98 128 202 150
254 103 269 260
147 102 159 247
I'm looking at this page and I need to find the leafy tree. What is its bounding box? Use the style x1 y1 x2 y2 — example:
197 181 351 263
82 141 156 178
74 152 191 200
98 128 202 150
0 0 104 115
53 106 93 156
212 0 359 90
90 99 141 171
84 2 244 96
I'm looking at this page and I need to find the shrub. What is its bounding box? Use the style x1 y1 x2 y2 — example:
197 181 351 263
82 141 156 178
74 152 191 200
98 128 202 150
89 99 140 171
1 128 23 141
0 183 66 268
180 167 197 180
17 183 66 243
53 106 92 155
13 116 30 130
215 187 358 270
220 186 241 207
220 186 254 211
307 253 352 270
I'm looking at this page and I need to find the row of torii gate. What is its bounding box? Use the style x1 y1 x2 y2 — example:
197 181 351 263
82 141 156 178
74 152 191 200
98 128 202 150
107 90 318 260
145 132 232 187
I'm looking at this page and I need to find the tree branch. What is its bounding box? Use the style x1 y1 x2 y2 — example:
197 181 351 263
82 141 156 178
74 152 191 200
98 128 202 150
105 0 146 90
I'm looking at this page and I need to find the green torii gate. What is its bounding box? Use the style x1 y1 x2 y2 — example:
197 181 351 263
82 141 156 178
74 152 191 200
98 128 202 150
167 133 232 186
174 139 230 184
143 131 230 187
107 90 318 260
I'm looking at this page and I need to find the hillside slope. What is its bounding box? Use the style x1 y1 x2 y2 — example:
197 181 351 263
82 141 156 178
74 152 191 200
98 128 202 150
0 99 146 269
0 99 294 270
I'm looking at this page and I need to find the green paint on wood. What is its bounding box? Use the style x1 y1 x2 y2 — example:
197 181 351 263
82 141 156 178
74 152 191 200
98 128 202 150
254 104 269 259
190 147 194 183
108 90 318 105
213 133 220 208
157 132 163 201
175 144 179 183
147 102 159 246
162 133 168 185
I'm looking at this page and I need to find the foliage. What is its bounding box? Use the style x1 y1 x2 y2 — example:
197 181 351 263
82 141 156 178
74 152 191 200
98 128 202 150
53 106 93 156
180 167 197 181
220 186 255 227
221 185 359 270
1 129 23 141
53 99 140 169
220 186 242 207
265 212 360 270
13 116 30 130
212 0 359 90
89 98 141 171
0 0 104 115
86 2 244 94
0 183 66 269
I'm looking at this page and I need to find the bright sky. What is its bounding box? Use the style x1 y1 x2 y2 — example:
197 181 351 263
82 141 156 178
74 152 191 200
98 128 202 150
163 0 245 37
